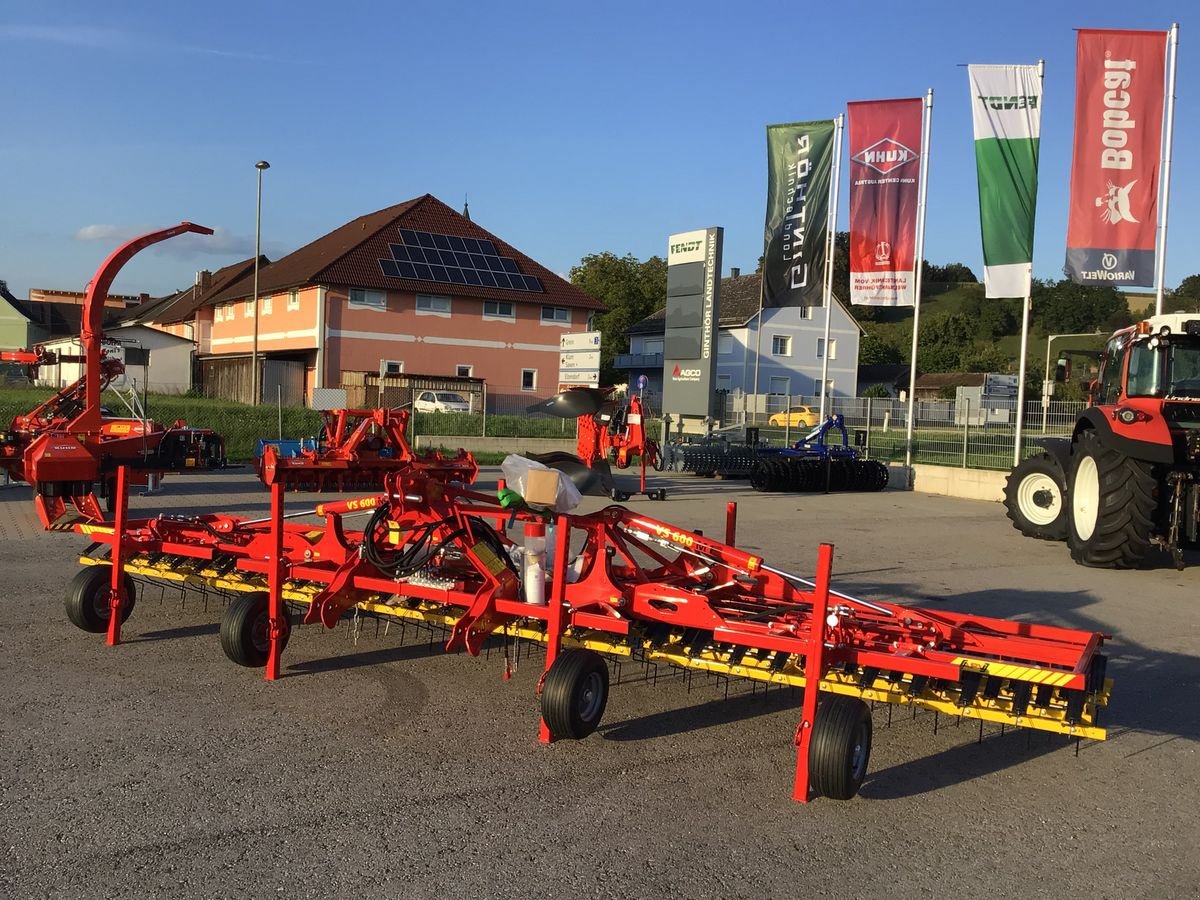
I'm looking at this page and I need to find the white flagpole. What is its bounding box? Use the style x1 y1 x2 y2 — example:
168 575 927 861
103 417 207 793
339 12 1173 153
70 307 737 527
1013 59 1045 466
751 278 764 423
818 113 844 419
904 89 934 473
1154 23 1179 317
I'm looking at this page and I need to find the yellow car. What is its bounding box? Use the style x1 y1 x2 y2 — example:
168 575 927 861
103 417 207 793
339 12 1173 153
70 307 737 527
768 405 820 427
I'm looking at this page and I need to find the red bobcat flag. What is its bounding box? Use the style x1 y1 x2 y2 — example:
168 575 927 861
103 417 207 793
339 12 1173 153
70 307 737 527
1065 28 1167 287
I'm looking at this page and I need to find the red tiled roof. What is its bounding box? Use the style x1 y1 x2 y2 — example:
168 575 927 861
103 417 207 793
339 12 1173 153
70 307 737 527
136 257 263 325
205 194 605 312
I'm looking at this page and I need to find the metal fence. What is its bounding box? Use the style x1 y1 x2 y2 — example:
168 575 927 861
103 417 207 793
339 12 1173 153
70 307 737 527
719 391 1088 471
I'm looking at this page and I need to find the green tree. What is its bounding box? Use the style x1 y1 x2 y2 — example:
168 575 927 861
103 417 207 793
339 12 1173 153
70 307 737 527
915 312 975 372
1165 274 1200 313
1032 278 1132 335
569 252 667 384
859 329 902 365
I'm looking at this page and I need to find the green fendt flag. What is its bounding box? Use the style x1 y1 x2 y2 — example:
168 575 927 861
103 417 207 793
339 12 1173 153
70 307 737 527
968 65 1042 298
763 120 836 306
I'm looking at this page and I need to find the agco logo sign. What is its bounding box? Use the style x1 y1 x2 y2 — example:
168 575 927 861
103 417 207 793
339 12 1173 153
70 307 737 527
851 138 918 175
672 364 701 382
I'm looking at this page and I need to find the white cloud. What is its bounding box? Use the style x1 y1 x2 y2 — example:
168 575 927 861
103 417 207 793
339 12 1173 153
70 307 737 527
0 23 302 63
74 223 273 260
0 24 126 48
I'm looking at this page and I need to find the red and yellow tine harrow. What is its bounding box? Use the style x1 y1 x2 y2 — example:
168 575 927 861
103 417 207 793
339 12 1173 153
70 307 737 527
68 466 1112 802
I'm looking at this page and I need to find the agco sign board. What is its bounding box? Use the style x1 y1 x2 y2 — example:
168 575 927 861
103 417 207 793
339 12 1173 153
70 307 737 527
662 227 723 420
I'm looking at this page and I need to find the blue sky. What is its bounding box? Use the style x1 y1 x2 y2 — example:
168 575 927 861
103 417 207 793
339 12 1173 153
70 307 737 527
1 0 1193 300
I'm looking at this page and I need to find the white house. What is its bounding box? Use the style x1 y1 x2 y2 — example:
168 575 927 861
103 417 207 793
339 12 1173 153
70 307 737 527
35 324 196 394
617 270 864 415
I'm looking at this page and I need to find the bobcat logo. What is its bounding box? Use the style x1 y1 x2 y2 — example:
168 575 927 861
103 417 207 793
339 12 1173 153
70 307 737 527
1096 180 1139 225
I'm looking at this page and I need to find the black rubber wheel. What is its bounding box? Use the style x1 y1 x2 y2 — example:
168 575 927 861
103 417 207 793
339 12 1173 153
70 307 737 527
540 648 609 740
103 479 118 514
221 593 289 668
1066 429 1157 568
65 565 136 633
808 695 873 800
1004 453 1069 541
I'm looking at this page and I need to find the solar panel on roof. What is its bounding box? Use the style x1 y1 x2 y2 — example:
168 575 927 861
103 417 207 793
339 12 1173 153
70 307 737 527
376 228 543 292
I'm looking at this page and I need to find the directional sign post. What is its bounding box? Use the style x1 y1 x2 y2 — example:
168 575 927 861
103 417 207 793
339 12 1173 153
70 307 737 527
559 331 602 390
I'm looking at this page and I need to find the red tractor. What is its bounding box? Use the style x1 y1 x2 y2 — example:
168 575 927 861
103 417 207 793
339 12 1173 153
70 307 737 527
0 223 228 527
1004 314 1200 568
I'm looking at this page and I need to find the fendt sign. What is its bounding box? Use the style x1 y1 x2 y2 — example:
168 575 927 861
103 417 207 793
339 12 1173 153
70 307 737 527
662 227 722 422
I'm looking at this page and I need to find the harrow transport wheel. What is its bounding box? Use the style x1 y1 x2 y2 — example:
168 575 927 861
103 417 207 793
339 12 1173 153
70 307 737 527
65 565 136 633
808 696 873 801
1066 430 1156 568
221 593 289 668
541 649 609 740
1003 453 1068 541
649 440 665 472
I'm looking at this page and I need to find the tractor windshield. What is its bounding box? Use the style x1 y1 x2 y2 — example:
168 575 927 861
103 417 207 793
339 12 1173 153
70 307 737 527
1165 340 1200 398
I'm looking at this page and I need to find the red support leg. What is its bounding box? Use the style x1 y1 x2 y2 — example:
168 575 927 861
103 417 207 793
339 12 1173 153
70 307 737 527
793 542 834 803
538 514 572 744
105 465 129 647
265 479 286 681
725 501 737 546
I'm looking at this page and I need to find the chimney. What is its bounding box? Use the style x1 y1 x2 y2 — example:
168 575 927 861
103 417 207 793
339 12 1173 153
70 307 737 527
195 270 213 292
731 267 741 278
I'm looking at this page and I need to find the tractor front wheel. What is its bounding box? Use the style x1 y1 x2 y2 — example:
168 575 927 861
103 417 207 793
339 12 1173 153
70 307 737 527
65 565 136 633
1066 430 1156 568
1003 453 1068 541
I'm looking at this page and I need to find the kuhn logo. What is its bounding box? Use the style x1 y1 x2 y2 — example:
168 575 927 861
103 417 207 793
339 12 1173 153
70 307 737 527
851 138 918 175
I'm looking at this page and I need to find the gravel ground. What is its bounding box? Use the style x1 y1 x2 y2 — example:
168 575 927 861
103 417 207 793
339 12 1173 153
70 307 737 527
1 469 1197 899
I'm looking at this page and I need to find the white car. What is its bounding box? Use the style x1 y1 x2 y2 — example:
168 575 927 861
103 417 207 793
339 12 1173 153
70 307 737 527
414 390 471 413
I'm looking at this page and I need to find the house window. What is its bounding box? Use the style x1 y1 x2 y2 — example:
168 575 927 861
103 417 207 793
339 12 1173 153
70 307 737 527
456 364 473 378
586 312 596 331
380 359 404 377
644 338 664 355
772 335 791 356
718 334 734 355
350 288 386 311
521 368 537 391
483 300 515 319
768 376 790 395
416 293 452 316
801 306 814 320
817 338 837 360
287 290 300 311
213 305 223 322
541 305 570 324
262 294 272 315
716 374 732 390
243 299 254 317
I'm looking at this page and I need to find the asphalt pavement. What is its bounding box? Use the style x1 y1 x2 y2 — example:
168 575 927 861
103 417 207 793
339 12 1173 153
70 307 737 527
1 468 1197 899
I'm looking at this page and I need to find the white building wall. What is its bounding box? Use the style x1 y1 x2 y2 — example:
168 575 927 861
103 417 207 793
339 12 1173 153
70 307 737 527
35 325 194 394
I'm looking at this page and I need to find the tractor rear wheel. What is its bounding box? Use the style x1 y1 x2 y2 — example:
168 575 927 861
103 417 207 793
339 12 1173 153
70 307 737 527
808 695 873 800
540 649 609 740
65 565 136 633
1066 430 1156 568
221 593 289 667
1004 453 1068 541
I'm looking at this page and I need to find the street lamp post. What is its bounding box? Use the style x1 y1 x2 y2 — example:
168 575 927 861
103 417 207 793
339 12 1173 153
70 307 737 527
251 160 270 405
1041 331 1103 433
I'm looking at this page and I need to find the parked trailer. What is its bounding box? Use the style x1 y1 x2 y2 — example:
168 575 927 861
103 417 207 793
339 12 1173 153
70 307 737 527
68 466 1111 802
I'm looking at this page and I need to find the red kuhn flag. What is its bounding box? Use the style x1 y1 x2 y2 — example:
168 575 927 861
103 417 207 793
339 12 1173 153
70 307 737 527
1065 28 1167 287
847 97 923 306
